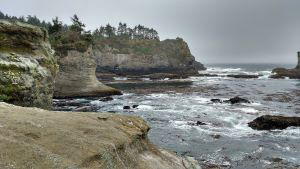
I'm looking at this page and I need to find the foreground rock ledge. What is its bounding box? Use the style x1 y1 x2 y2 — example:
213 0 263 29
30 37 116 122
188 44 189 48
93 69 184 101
0 102 197 169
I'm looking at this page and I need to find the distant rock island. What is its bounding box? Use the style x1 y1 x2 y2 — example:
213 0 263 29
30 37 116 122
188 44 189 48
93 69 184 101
271 52 300 79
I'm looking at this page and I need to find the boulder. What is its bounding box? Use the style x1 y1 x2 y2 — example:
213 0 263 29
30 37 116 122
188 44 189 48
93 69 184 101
248 115 300 130
0 102 195 169
0 20 58 109
54 47 122 98
123 106 131 110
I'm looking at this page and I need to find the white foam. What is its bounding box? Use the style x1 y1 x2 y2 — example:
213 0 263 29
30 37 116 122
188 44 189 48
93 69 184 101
238 107 259 114
113 77 128 80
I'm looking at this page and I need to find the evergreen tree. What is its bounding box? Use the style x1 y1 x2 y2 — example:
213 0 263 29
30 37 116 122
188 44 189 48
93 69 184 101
49 17 63 34
70 14 85 33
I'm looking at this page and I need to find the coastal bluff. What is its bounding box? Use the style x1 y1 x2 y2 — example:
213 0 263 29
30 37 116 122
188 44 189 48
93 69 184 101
271 52 300 79
0 20 58 109
94 38 205 76
0 102 199 169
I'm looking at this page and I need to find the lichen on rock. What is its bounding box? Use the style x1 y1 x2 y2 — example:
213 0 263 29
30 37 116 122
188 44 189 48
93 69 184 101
0 20 58 109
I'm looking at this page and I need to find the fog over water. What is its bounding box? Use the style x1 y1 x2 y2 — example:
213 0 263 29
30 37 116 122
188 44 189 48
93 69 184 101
1 0 300 64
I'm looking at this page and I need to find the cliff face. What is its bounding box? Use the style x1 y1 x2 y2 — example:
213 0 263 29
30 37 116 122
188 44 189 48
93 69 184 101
271 52 300 79
0 102 198 169
54 47 122 98
0 20 58 109
94 38 205 75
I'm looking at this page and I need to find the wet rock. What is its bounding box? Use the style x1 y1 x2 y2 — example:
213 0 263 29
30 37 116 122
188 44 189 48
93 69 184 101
248 115 300 130
224 96 250 104
189 121 207 126
123 106 131 110
133 105 139 108
271 52 300 79
211 99 222 103
74 106 97 112
227 74 259 79
99 96 114 102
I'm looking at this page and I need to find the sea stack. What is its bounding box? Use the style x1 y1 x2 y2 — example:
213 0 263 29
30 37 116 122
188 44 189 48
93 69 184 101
296 51 300 69
271 52 300 79
54 47 122 98
0 20 58 109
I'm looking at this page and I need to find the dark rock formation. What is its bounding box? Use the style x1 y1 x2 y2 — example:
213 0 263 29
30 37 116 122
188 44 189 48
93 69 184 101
94 38 205 76
224 97 251 104
99 96 114 102
54 47 122 98
133 105 139 108
211 97 250 104
271 52 300 79
227 74 259 79
0 102 197 169
0 20 58 109
123 106 131 109
248 115 300 130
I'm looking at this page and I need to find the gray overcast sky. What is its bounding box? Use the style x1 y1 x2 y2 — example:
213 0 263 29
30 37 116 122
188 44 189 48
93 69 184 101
1 0 300 64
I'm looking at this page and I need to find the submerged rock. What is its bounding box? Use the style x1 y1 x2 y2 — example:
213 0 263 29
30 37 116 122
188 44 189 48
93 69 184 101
99 96 114 102
248 115 300 130
0 20 58 109
54 47 122 98
133 105 139 108
0 102 195 169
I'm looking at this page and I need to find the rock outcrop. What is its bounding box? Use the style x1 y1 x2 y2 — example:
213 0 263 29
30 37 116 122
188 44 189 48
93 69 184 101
271 52 300 79
0 102 198 169
248 115 300 130
54 47 122 98
0 20 58 109
94 38 205 76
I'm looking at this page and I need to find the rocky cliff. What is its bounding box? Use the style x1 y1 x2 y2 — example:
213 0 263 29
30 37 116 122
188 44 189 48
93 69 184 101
0 102 199 169
271 52 300 79
94 38 205 75
54 47 122 98
0 20 57 109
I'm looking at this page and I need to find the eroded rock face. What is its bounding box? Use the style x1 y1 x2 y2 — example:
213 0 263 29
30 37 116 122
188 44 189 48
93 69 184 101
95 38 205 76
0 102 197 169
271 52 300 79
0 20 58 109
248 115 300 130
54 47 122 98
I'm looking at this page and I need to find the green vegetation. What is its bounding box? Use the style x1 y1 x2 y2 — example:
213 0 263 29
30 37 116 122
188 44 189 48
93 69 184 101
0 11 161 56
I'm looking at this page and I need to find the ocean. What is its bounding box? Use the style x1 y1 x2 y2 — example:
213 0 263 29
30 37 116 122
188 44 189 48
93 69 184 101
54 64 300 169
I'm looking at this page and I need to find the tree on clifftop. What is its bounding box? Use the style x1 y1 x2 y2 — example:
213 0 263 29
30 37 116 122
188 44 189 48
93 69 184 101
70 14 85 33
48 17 63 34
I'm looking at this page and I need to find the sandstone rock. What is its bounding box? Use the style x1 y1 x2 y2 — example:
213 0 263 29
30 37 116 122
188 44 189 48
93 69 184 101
94 38 205 76
248 115 300 130
54 47 122 98
0 20 58 109
0 102 194 169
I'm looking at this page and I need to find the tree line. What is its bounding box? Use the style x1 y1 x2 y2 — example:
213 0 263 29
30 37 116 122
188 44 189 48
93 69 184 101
0 11 159 40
